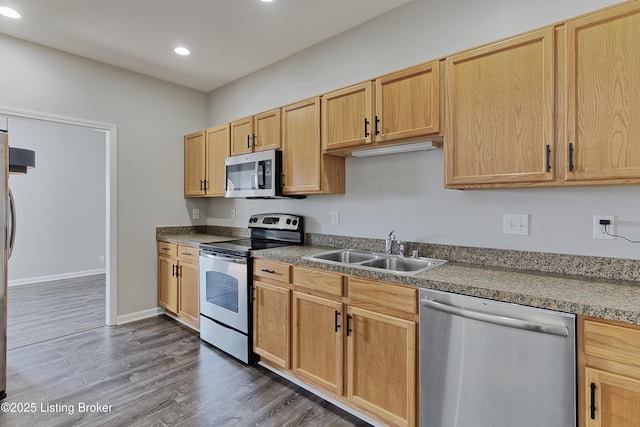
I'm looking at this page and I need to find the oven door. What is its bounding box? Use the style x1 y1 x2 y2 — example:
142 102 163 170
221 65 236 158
199 252 248 334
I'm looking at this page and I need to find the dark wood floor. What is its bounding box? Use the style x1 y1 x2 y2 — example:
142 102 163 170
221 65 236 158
2 279 370 426
7 274 105 349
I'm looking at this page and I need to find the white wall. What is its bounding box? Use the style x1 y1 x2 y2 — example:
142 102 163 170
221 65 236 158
207 0 640 260
0 34 208 318
7 117 106 283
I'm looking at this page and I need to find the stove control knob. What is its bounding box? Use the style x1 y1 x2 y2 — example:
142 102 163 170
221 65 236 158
292 219 298 226
286 219 291 225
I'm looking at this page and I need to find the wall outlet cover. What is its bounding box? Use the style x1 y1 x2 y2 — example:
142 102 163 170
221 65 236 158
503 213 529 236
593 215 615 239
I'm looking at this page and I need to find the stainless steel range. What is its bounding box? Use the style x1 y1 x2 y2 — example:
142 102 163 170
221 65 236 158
199 213 304 363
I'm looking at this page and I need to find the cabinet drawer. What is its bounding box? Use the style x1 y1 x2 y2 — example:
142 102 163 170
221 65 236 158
348 277 417 314
583 318 640 370
178 245 199 265
254 259 291 283
293 267 344 297
158 241 177 257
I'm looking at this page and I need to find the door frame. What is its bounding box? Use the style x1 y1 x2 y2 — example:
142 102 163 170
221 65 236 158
0 106 118 326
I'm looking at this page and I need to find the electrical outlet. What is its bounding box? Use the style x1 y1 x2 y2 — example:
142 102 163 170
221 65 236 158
593 215 615 239
502 213 529 235
331 211 340 226
231 208 236 220
192 208 200 220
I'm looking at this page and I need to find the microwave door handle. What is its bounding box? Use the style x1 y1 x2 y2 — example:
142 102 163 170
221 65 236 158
253 164 258 189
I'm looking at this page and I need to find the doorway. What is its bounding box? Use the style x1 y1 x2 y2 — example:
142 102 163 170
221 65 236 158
0 107 117 331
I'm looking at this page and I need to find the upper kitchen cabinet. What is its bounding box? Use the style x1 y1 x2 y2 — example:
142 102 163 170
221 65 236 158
282 97 345 195
230 108 282 156
322 61 441 156
204 124 230 197
184 124 230 198
565 1 640 184
444 27 555 188
184 130 206 197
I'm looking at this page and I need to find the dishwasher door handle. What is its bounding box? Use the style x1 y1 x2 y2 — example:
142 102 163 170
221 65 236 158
420 298 569 337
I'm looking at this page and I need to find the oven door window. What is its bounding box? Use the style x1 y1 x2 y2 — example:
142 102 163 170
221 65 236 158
205 272 239 313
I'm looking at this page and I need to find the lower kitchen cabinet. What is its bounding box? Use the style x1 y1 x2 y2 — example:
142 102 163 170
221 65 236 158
579 316 640 427
292 291 344 395
157 241 199 330
253 260 418 427
253 281 291 369
347 306 416 427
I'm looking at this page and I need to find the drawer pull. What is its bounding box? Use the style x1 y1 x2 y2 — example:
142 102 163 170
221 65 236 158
261 268 276 274
161 247 171 251
181 252 192 256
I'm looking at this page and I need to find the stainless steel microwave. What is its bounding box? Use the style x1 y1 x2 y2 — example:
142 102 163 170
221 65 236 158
225 149 283 198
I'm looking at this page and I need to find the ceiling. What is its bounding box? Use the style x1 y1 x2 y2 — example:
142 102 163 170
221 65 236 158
0 0 412 93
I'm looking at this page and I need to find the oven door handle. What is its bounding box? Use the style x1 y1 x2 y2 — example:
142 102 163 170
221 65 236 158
200 253 247 264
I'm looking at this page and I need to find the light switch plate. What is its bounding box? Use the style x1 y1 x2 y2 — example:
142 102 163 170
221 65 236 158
192 208 200 220
503 213 529 235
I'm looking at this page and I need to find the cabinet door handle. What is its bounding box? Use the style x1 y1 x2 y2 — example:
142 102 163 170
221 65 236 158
346 314 353 336
203 179 208 191
247 134 251 149
590 382 596 420
260 268 276 274
545 144 551 172
568 143 574 172
252 134 256 148
364 118 370 138
374 116 380 135
334 310 341 332
171 264 176 277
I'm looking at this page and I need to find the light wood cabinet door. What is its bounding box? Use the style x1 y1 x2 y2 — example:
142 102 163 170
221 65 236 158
253 280 291 369
444 28 555 187
282 97 321 194
322 82 373 151
292 292 344 395
375 61 440 144
254 108 281 152
585 368 640 427
565 2 640 182
178 262 200 328
204 123 230 197
184 130 206 196
282 96 345 195
230 116 254 156
346 306 416 427
158 256 178 313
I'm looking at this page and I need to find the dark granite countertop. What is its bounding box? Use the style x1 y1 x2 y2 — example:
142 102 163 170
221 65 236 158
252 245 640 326
155 227 640 326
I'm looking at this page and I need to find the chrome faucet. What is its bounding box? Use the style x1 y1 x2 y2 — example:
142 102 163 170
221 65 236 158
385 230 395 254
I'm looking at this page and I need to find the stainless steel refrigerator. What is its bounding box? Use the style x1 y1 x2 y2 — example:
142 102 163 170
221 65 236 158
0 117 8 400
0 116 35 400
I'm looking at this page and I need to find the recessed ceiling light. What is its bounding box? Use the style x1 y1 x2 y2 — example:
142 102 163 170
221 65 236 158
261 0 274 3
0 7 21 19
174 47 190 56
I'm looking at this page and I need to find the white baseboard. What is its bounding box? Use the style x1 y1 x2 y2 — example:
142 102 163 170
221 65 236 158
116 307 164 325
8 269 107 286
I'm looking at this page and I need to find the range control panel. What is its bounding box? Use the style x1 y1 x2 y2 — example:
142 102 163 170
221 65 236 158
248 213 303 231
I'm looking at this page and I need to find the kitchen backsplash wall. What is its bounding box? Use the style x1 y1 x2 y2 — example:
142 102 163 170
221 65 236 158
204 0 639 261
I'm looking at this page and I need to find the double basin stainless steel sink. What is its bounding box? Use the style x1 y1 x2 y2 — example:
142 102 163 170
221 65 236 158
302 249 446 276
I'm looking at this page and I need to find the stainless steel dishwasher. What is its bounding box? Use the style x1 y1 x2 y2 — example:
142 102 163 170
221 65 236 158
419 288 576 427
